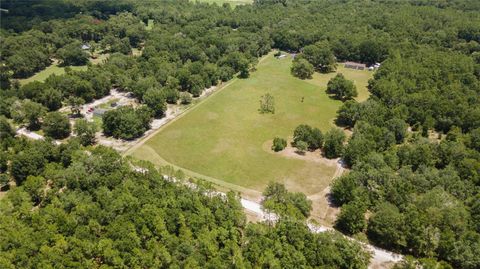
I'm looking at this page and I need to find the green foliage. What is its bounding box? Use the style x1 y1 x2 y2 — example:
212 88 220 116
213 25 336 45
0 140 370 269
335 201 367 235
10 99 47 130
367 202 407 250
180 92 193 105
102 106 152 140
57 41 89 66
300 42 336 73
142 88 167 118
291 58 314 79
74 118 97 146
42 111 71 139
323 128 346 158
0 173 9 188
327 73 358 101
66 96 85 116
0 116 15 141
259 93 275 114
295 140 308 154
293 124 323 150
262 182 312 219
10 148 47 185
272 136 287 152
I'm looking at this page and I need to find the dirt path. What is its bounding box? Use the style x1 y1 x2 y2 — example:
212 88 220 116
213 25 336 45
123 52 272 157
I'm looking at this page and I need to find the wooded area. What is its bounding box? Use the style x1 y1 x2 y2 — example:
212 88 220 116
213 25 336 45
1 0 480 268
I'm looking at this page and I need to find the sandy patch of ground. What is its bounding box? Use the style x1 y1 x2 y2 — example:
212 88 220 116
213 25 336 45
262 138 346 226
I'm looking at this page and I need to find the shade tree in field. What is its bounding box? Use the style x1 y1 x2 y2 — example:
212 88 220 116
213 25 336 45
327 73 357 101
67 96 85 117
291 58 314 79
293 124 324 150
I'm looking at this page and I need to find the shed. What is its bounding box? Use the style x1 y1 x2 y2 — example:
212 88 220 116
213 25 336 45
344 61 366 70
81 44 91 50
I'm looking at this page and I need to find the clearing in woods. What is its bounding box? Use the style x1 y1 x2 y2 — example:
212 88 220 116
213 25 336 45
196 0 253 5
129 52 372 201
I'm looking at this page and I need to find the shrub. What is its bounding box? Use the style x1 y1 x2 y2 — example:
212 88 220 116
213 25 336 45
180 92 193 104
272 137 287 152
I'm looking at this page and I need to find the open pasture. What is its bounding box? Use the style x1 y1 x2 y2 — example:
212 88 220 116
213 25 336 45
129 52 372 198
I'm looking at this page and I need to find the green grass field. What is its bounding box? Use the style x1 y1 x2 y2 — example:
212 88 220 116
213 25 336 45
129 52 372 197
146 19 154 30
19 63 87 85
195 0 252 5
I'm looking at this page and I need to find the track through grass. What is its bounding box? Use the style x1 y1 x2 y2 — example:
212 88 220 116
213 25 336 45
130 52 372 197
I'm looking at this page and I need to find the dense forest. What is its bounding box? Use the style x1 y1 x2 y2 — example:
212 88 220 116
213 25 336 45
1 0 480 268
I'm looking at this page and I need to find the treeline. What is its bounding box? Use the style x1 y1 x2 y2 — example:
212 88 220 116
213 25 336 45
0 130 370 268
331 47 480 269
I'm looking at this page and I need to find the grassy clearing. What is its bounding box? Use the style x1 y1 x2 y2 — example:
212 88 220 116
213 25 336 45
146 19 154 30
195 0 252 6
19 63 87 85
130 52 372 197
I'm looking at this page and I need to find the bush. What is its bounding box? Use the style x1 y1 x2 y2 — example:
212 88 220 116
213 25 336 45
272 137 287 152
293 124 323 150
295 140 308 154
180 92 193 104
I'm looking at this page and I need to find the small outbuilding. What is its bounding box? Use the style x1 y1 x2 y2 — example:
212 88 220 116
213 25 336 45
81 44 91 50
344 61 366 70
93 108 106 117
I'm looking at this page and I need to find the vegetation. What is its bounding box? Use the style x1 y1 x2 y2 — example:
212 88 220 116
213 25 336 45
293 124 324 151
0 140 370 268
1 0 479 267
259 93 275 114
323 128 346 159
74 118 98 146
291 58 314 79
10 100 46 130
129 54 361 195
102 106 152 140
42 111 71 139
262 182 312 219
299 42 336 73
271 136 287 152
327 73 358 101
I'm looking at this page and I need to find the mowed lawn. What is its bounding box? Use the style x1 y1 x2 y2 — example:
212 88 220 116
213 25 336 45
19 63 87 85
195 0 252 5
130 53 372 196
